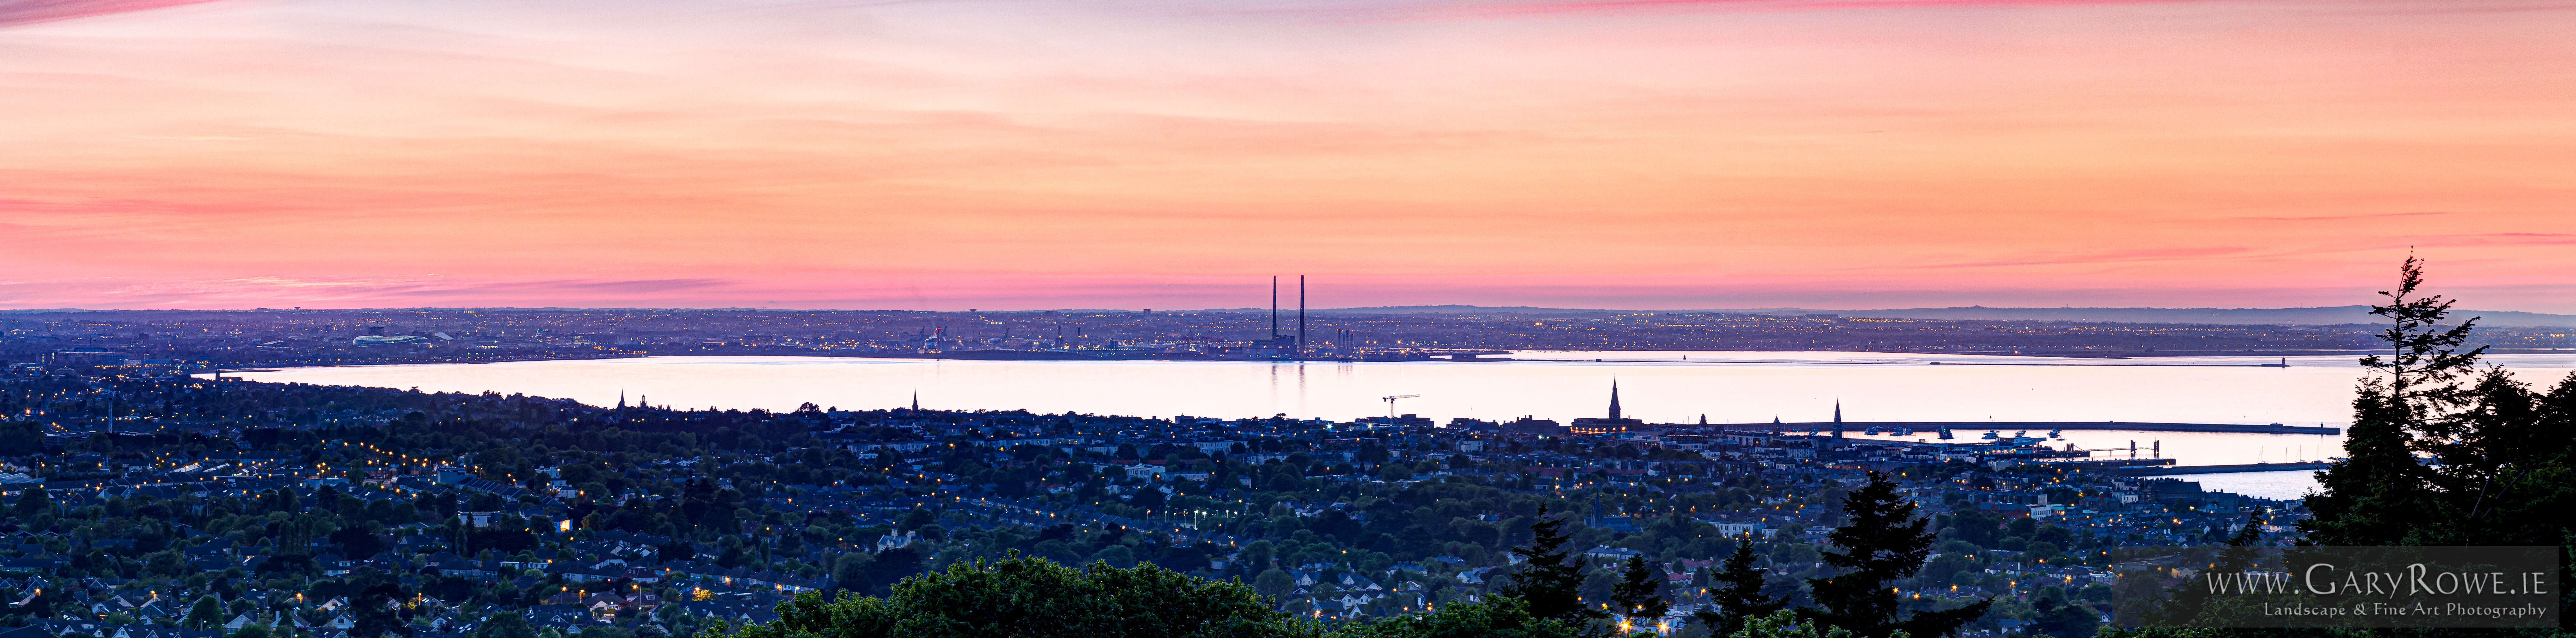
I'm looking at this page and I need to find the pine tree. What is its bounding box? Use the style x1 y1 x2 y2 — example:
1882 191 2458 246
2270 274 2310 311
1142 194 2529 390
1499 506 1604 623
1801 471 1989 638
2294 257 2576 612
1609 555 1668 625
2300 254 2482 546
1693 541 1784 636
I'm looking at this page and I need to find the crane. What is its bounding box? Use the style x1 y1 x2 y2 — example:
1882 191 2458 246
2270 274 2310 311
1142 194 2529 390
1381 394 1420 420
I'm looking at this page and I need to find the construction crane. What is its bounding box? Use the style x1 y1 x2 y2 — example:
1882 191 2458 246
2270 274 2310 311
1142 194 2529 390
1381 394 1420 420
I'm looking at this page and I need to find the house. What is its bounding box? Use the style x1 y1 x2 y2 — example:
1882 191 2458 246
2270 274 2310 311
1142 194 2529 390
1582 546 1644 563
874 531 919 552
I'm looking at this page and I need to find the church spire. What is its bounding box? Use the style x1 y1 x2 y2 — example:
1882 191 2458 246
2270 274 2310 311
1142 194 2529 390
911 390 919 412
1608 379 1622 420
617 390 626 410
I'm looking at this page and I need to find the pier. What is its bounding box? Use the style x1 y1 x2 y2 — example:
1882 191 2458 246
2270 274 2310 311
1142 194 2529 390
1769 421 2339 435
2109 461 2333 476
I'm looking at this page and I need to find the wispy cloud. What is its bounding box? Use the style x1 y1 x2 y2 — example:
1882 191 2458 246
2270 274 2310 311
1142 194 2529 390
2230 212 2460 222
0 0 230 28
1237 0 2222 22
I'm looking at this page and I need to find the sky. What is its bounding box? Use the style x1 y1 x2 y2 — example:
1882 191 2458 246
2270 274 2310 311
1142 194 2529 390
1 0 2571 312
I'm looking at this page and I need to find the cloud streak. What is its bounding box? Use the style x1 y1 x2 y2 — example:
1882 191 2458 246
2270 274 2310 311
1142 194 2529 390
0 0 228 27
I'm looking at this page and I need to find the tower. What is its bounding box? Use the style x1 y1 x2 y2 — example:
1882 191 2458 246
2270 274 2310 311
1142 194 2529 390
910 390 919 412
1297 275 1307 357
1832 400 1844 438
1608 379 1622 420
1270 276 1279 340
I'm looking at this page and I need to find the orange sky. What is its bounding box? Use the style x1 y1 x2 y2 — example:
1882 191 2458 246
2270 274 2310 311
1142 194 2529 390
2 0 2571 311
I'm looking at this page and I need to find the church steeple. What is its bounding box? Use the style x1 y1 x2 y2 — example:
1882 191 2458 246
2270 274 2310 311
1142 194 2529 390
617 390 626 410
1608 379 1622 420
910 390 920 412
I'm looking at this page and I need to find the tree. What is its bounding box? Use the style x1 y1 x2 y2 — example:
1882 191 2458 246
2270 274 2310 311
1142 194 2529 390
1800 471 1988 638
2301 256 2576 551
1725 610 1879 638
2026 598 2097 638
719 553 1311 638
187 595 225 630
353 581 412 638
1496 506 1603 624
0 421 40 455
1608 555 1667 623
1255 569 1297 598
2301 255 2481 546
861 546 927 595
1129 486 1167 510
1694 542 1784 636
1329 597 1582 638
13 486 50 518
473 612 537 638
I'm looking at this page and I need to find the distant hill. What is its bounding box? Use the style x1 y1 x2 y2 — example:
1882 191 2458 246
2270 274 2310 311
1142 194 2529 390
1318 304 2576 328
1320 305 1622 316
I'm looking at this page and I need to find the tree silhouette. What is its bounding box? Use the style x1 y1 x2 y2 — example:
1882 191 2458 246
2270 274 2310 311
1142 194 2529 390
1694 541 1784 636
1498 506 1603 624
1609 555 1667 624
1801 471 1988 638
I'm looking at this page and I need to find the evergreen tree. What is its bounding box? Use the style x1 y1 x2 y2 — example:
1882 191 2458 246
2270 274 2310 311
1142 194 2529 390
2300 255 2483 546
1498 506 1604 624
1609 555 1667 625
1800 471 1988 638
1694 542 1784 636
2292 257 2576 617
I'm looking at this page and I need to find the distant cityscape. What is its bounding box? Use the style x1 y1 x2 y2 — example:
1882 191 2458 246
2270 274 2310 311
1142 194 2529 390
4 306 2569 373
0 367 2298 638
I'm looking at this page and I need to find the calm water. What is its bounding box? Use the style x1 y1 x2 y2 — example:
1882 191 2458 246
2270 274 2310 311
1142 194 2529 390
215 350 2576 499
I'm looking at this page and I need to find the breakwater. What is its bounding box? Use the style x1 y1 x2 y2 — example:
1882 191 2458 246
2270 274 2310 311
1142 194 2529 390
1771 421 2339 435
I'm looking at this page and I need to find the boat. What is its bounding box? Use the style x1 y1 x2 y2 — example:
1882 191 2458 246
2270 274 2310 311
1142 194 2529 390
1936 427 1954 440
1865 426 1884 435
2048 429 2062 438
1891 426 1912 436
1981 430 1999 440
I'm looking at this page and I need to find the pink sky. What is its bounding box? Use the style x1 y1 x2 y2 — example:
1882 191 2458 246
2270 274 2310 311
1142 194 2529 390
2 0 2571 311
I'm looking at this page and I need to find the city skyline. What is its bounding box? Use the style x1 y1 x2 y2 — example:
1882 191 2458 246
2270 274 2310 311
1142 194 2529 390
4 0 2572 311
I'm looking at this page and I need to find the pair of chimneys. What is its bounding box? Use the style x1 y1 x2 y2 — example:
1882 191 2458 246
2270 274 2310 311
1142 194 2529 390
1271 276 1306 351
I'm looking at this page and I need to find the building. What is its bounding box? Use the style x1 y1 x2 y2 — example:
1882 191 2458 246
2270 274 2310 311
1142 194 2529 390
1569 381 1644 435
